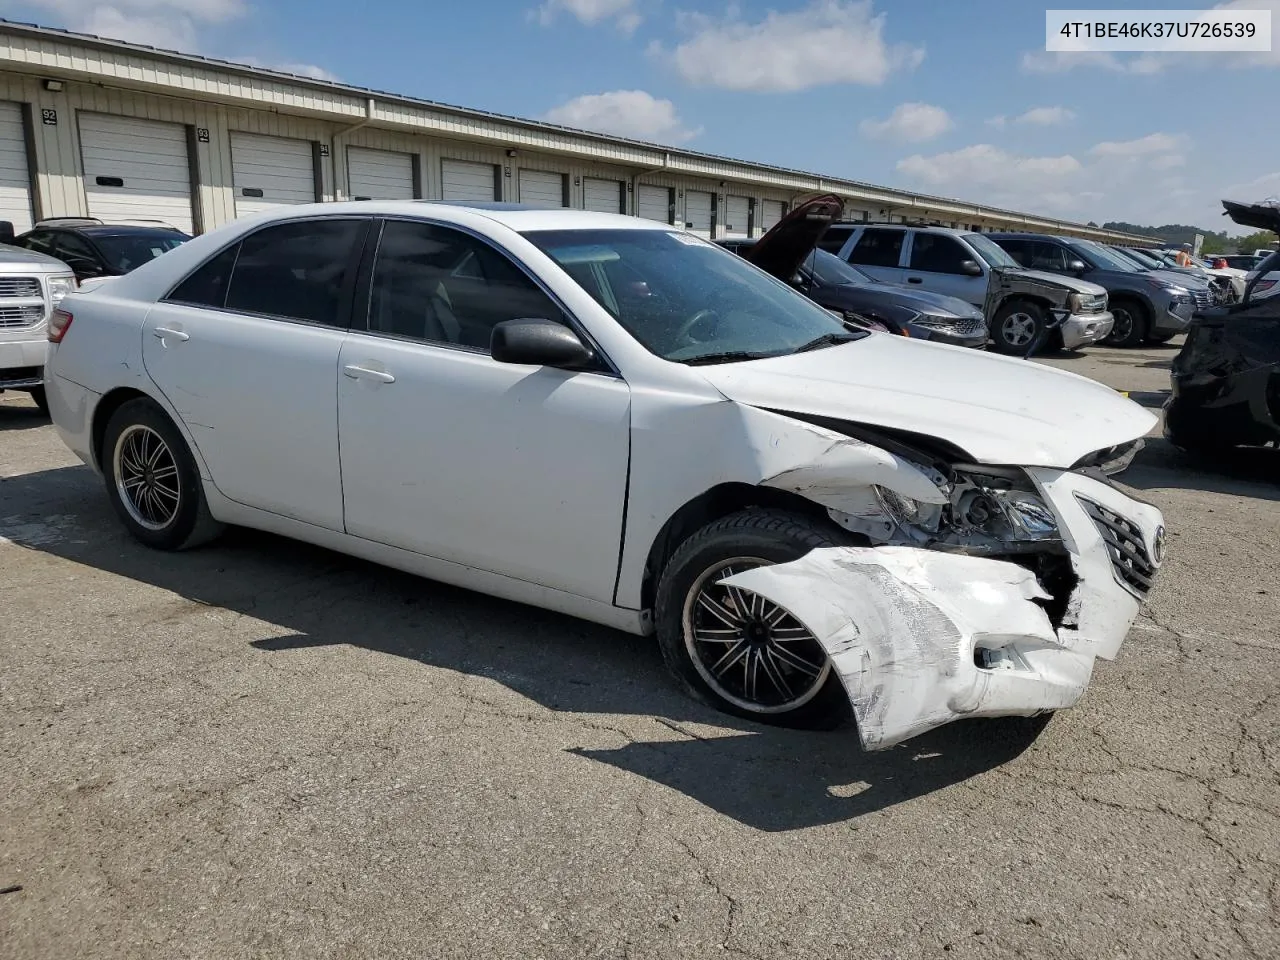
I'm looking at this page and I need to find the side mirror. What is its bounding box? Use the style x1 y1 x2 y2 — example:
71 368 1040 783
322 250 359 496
0 221 14 243
491 318 595 369
960 259 983 277
1067 259 1087 273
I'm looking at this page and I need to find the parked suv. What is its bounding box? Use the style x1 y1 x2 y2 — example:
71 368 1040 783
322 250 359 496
9 217 189 285
0 222 78 413
987 233 1210 348
820 222 1112 354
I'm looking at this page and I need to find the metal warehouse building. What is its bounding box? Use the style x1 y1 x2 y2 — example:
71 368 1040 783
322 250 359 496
0 19 1150 245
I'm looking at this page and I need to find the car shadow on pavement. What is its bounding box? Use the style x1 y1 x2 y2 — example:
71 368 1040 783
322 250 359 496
0 403 47 431
1122 437 1279 501
1 464 1048 832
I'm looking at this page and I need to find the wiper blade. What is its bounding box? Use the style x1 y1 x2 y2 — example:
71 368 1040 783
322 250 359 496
793 331 864 353
681 350 777 366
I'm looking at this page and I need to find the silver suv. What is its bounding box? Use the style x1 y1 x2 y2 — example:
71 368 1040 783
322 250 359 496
819 222 1114 354
0 226 78 413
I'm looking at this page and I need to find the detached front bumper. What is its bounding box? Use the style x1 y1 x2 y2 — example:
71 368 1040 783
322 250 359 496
1059 310 1114 350
722 469 1165 750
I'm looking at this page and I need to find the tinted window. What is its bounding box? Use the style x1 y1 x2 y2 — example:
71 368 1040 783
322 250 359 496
806 249 871 285
51 233 97 262
815 225 854 255
367 220 564 351
993 237 1031 266
167 244 240 307
1027 241 1070 272
847 228 905 268
224 219 365 326
19 231 56 255
908 233 971 274
93 231 188 273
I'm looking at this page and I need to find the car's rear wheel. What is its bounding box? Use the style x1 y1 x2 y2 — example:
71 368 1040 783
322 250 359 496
990 300 1045 355
655 509 853 730
27 386 48 416
1104 298 1150 348
102 398 224 551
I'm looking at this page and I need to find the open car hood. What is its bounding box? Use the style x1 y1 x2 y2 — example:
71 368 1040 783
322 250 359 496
696 334 1157 467
741 193 844 282
1222 198 1280 234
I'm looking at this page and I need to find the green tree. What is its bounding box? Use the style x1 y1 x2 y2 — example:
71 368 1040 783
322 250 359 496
1232 230 1279 254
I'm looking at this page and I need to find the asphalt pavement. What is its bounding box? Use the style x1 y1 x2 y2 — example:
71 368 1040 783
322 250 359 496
2 340 1277 959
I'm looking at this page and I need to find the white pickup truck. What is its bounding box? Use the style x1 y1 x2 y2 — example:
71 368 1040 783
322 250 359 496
0 222 77 413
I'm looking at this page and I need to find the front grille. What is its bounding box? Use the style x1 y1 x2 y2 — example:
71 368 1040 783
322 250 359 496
0 304 44 328
1077 496 1156 596
1189 287 1212 311
953 316 986 336
0 277 41 298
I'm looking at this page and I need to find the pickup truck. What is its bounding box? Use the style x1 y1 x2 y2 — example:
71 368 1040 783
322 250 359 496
0 221 78 413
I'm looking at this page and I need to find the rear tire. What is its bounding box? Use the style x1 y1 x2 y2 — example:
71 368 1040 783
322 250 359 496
27 386 49 416
990 300 1046 355
655 509 854 730
1104 298 1150 348
101 398 224 551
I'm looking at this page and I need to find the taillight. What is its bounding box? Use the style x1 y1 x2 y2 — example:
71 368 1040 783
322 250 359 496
1254 279 1277 293
48 308 73 343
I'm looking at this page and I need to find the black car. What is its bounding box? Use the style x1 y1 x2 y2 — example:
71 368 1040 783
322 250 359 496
1163 200 1280 457
716 196 987 349
6 218 190 282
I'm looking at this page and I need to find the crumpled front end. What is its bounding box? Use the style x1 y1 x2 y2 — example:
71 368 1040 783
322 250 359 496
722 469 1165 750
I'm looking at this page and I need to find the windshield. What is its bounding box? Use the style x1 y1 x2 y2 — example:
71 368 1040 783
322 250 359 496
524 228 861 363
1068 238 1139 273
1119 247 1161 270
963 233 1020 268
93 231 188 272
805 248 872 285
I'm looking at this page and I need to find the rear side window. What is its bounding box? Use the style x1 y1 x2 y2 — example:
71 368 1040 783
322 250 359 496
225 219 365 326
167 244 239 307
847 228 905 268
816 225 854 255
908 233 971 274
1027 241 1070 272
992 237 1031 267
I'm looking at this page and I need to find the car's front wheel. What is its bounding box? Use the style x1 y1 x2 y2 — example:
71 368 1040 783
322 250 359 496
990 300 1046 355
102 397 224 551
1104 298 1150 348
655 509 853 730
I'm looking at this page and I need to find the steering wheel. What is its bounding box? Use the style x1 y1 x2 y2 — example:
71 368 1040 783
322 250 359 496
672 308 720 345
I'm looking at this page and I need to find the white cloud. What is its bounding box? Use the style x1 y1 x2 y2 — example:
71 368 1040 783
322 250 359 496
985 115 1007 129
1015 106 1075 126
535 0 641 33
894 130 1198 222
22 0 245 49
859 102 952 143
543 90 701 143
654 0 925 93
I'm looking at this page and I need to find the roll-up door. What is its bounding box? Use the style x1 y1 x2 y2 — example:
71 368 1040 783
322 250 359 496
684 190 713 238
759 200 786 235
441 158 497 202
0 102 32 232
637 184 670 223
79 113 194 233
230 131 316 217
348 146 415 200
518 169 566 208
583 177 623 214
723 196 751 238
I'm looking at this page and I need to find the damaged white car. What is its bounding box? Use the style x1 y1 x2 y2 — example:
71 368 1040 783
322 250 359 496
42 200 1165 750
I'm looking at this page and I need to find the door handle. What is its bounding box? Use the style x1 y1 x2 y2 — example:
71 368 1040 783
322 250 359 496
907 277 923 284
343 364 395 384
153 326 189 341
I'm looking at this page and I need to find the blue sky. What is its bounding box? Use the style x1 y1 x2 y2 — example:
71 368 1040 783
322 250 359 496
4 0 1279 232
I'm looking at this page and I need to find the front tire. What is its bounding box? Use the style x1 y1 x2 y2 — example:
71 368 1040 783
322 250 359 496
655 509 853 730
990 300 1046 355
1104 298 1150 348
102 398 224 550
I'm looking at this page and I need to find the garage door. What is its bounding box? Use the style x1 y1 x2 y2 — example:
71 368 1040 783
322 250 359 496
723 196 751 238
79 113 194 233
636 185 670 223
684 190 713 238
348 146 415 201
441 158 497 202
583 177 623 214
230 132 315 217
0 102 32 233
759 200 785 235
518 169 566 208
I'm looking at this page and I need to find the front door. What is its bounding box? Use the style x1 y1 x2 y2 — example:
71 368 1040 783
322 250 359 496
141 216 369 530
902 232 988 306
336 217 632 602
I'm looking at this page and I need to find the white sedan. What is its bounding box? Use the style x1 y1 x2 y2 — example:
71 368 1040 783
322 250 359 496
43 200 1165 749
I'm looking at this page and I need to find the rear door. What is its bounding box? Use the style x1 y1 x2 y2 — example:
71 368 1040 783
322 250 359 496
141 216 369 530
902 231 987 305
842 227 907 284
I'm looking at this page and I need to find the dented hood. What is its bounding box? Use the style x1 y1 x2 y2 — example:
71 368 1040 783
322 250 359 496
695 335 1157 467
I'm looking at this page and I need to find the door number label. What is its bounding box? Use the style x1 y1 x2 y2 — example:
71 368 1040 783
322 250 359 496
41 108 56 125
195 127 210 142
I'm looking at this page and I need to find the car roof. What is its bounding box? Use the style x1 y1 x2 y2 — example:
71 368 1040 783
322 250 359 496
334 200 676 232
832 221 973 237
